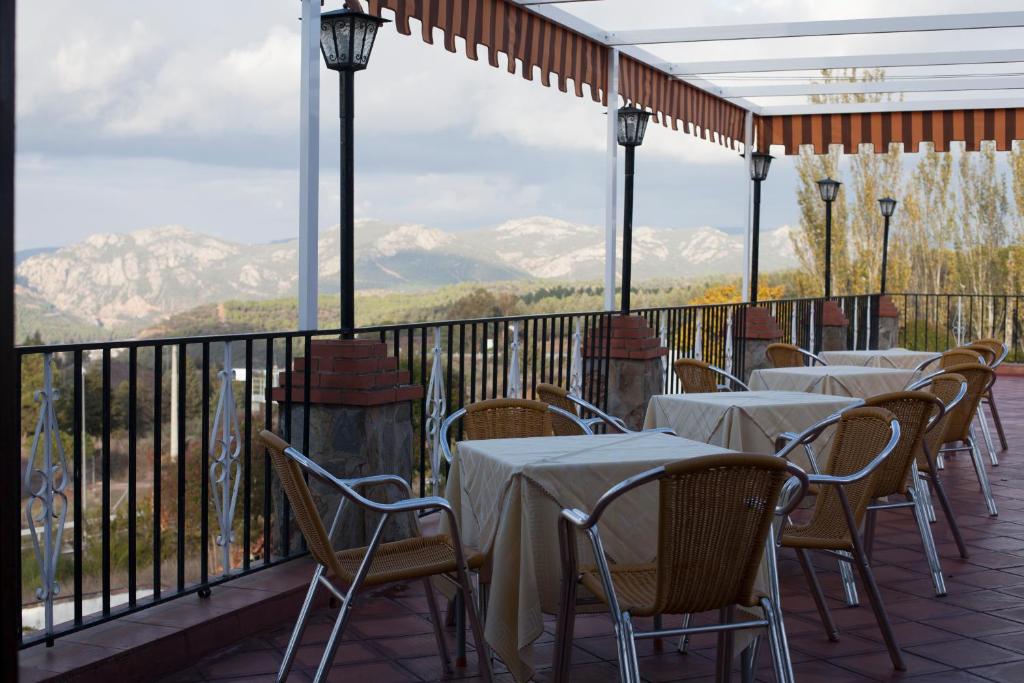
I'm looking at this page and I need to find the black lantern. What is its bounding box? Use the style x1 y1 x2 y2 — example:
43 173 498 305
816 177 841 299
320 7 389 330
878 197 897 295
747 152 773 302
616 106 651 313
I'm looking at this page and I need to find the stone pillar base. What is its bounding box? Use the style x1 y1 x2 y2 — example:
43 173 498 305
584 315 666 431
740 306 782 382
821 301 850 352
270 339 424 558
877 296 900 350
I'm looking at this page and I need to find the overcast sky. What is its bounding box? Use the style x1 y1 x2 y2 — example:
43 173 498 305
13 0 1024 250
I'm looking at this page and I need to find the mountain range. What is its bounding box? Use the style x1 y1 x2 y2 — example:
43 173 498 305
15 217 798 338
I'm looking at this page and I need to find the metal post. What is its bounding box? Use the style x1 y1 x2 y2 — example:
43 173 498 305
750 178 762 303
742 111 754 302
603 48 620 312
880 213 891 295
339 71 356 330
298 0 321 331
621 145 635 313
824 199 833 299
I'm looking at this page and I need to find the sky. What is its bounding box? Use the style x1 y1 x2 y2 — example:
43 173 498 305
13 0 1024 251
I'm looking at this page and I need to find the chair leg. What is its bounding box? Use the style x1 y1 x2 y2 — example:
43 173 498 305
967 431 999 517
761 597 793 683
928 471 969 559
838 553 859 607
455 565 493 682
978 411 999 466
621 612 642 683
987 392 1009 451
444 595 456 627
313 587 359 683
553 579 577 683
422 578 453 676
652 614 663 651
795 548 839 642
908 489 946 597
849 538 905 671
278 565 324 683
676 613 692 654
740 636 759 683
913 462 936 523
454 592 467 666
716 606 735 683
763 532 795 683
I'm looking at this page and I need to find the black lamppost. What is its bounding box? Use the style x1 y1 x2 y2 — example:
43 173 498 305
878 197 897 295
617 105 651 313
747 152 773 303
319 6 388 330
816 178 841 299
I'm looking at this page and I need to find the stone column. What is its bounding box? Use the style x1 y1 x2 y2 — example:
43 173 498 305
270 339 424 558
877 295 900 350
821 301 849 352
583 315 667 431
739 306 782 382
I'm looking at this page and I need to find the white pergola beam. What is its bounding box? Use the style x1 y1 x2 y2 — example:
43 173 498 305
606 11 1024 45
760 96 1024 115
721 76 1024 98
666 49 1024 75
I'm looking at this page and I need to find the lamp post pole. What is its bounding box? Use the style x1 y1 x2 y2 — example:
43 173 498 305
816 178 841 300
339 70 355 330
616 106 650 314
878 197 897 296
747 152 772 304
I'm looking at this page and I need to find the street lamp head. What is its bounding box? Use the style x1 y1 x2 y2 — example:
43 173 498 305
617 106 651 147
749 152 773 182
878 197 897 218
816 177 841 203
319 8 389 72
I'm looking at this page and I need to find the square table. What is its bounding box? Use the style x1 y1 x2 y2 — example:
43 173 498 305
445 432 738 682
749 365 918 399
820 348 939 369
644 391 860 469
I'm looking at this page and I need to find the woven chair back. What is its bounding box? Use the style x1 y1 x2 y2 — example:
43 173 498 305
940 348 984 369
863 392 941 497
672 358 718 393
536 383 586 436
462 398 554 441
935 363 994 443
654 454 794 613
919 373 968 466
766 343 804 368
965 342 997 365
801 407 898 544
973 338 1006 366
258 431 344 577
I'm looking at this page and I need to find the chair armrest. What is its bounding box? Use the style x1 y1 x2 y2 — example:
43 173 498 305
803 419 901 486
345 474 413 498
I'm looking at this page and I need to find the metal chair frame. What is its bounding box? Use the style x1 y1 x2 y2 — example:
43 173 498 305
913 366 999 516
974 339 1010 454
767 343 830 368
775 412 906 671
552 455 810 683
672 358 751 393
265 439 493 683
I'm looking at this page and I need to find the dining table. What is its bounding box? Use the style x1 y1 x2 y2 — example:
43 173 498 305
444 431 756 682
819 347 939 369
748 365 919 399
644 390 860 469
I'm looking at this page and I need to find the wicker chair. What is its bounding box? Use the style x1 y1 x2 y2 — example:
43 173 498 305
672 358 750 393
913 346 983 373
974 338 1010 451
257 431 492 683
552 454 810 683
776 407 905 670
906 372 970 560
919 363 999 516
766 342 828 368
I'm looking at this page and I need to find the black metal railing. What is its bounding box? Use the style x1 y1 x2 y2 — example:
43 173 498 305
13 292 931 647
888 293 1024 361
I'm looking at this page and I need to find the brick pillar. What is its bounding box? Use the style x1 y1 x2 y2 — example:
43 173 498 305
740 306 782 382
584 314 666 431
270 339 424 558
821 301 849 352
877 295 900 350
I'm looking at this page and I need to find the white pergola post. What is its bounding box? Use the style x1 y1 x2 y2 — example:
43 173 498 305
298 0 321 330
604 48 620 312
742 111 753 302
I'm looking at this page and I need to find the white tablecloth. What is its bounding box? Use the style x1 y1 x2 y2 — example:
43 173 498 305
820 348 939 369
644 391 860 469
445 432 739 682
749 365 918 399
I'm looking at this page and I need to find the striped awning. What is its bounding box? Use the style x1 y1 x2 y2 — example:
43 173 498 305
366 0 748 149
755 108 1024 155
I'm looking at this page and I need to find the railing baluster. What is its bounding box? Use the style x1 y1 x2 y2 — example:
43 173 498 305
176 343 186 593
200 342 210 590
263 338 273 565
153 346 162 599
73 350 84 623
128 347 138 608
243 340 253 571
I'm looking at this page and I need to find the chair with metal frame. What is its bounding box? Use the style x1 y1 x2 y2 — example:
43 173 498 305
672 358 750 393
765 342 829 369
912 346 981 374
973 338 1010 453
775 407 905 671
257 430 493 683
552 453 810 683
905 372 970 561
915 363 999 516
535 383 676 436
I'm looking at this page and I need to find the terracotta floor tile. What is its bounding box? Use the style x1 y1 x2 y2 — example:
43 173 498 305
906 638 1023 668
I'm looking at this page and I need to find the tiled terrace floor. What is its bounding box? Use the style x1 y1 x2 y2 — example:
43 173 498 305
161 379 1024 682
